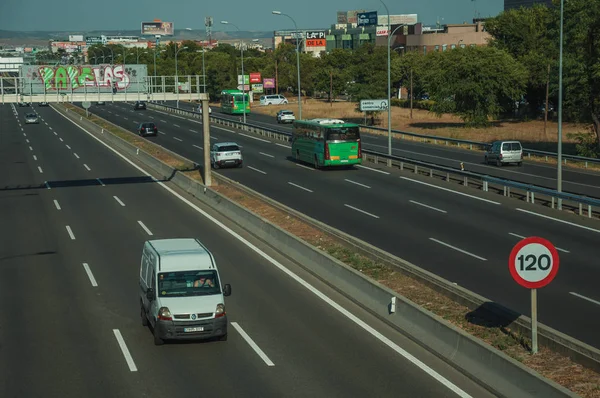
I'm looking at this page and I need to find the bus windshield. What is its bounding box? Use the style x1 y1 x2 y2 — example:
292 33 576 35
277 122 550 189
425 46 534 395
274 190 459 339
326 126 360 141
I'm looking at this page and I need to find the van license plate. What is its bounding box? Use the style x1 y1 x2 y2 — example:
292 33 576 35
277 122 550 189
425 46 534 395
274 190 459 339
184 327 204 332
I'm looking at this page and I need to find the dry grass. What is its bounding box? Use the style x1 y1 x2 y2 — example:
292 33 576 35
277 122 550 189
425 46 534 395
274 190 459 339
69 102 600 397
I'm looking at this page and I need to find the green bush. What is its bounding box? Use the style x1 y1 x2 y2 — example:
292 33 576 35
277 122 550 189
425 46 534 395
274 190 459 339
567 130 599 158
390 98 435 111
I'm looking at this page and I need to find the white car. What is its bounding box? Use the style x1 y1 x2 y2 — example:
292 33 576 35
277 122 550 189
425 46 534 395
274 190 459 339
260 94 288 105
210 142 243 169
197 105 212 114
276 110 295 124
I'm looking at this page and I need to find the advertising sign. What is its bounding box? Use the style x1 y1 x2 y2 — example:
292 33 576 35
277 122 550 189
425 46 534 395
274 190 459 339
378 14 418 26
69 35 84 42
376 26 389 36
237 75 250 85
141 21 174 36
360 99 389 112
337 11 348 24
347 10 366 24
305 31 326 47
357 11 378 26
19 64 148 94
252 84 264 93
263 78 275 89
86 36 104 45
249 72 262 84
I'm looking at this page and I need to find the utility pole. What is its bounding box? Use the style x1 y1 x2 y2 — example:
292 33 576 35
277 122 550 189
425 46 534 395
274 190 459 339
544 63 550 139
410 68 414 120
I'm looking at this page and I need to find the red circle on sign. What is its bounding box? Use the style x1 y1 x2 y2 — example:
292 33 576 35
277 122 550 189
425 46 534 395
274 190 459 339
508 236 560 289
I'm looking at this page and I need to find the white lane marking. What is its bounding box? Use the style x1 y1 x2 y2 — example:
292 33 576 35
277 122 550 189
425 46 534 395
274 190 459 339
356 164 391 175
429 238 487 261
160 119 167 123
74 153 80 159
37 166 43 174
570 292 600 307
138 221 153 235
288 182 313 193
66 226 76 240
410 200 447 214
231 322 275 366
238 132 271 143
59 138 63 142
96 178 105 186
173 137 183 142
25 139 29 143
82 263 98 287
276 143 292 149
23 133 26 137
515 208 600 234
193 144 203 150
248 166 267 175
115 114 120 116
345 179 371 189
508 232 569 253
259 152 274 158
49 126 53 130
210 136 218 140
173 124 180 128
149 116 155 119
295 163 314 171
345 204 380 219
113 196 126 207
189 129 198 133
159 132 166 135
33 155 37 161
45 181 51 189
84 164 91 171
53 200 61 210
112 329 138 372
53 131 57 136
401 176 501 205
29 146 33 151
108 110 112 114
215 127 235 133
123 117 129 120
66 145 71 149
153 110 170 116
44 122 48 125
56 109 473 397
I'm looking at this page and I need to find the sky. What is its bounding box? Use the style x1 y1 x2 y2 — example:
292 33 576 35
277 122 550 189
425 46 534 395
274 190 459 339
0 0 503 32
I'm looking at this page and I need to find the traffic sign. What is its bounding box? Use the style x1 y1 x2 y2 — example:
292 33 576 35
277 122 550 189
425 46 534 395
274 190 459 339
360 99 388 112
509 236 560 289
82 101 92 109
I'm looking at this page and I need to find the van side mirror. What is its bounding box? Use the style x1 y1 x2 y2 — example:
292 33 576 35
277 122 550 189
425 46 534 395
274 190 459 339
146 288 155 301
223 284 231 297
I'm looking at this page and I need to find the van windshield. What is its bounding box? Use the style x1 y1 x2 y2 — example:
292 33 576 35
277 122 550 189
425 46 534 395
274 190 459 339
158 270 220 297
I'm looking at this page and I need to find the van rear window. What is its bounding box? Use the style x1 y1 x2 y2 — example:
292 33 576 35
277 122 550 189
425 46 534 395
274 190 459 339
502 142 522 151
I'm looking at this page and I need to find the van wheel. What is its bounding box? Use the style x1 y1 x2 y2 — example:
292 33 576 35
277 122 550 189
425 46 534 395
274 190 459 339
214 162 220 170
140 303 148 327
517 162 523 167
219 333 228 341
496 159 502 167
153 326 164 346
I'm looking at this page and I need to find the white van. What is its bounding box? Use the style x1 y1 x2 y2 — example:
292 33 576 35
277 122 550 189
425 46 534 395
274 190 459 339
260 94 288 105
139 238 232 345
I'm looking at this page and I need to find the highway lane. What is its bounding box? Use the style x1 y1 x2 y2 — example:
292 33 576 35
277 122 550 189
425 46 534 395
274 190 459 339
87 101 600 348
7 103 493 397
161 100 600 197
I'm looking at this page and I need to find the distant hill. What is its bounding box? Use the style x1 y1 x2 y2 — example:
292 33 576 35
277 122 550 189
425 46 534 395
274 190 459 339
0 29 273 41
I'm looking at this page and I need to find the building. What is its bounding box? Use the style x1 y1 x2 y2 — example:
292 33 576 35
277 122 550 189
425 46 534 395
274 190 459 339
504 0 552 10
404 21 491 54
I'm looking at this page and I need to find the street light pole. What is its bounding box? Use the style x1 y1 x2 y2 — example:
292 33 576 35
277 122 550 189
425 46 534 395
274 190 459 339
175 45 188 108
221 21 247 123
272 10 302 120
557 0 564 209
202 45 206 93
379 0 392 156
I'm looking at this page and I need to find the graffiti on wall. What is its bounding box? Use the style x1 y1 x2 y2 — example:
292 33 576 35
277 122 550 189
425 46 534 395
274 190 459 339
20 64 148 94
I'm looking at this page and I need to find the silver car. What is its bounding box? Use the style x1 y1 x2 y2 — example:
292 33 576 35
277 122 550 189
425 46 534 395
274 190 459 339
485 140 523 166
24 113 39 124
210 142 243 169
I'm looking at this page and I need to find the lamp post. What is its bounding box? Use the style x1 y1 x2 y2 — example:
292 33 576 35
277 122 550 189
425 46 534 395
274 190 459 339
175 45 188 108
137 50 147 64
153 48 166 94
379 0 393 156
221 20 247 123
557 0 564 209
107 46 114 65
272 10 302 120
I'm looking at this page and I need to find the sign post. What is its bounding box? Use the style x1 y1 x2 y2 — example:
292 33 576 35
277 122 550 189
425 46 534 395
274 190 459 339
508 236 560 354
82 101 91 117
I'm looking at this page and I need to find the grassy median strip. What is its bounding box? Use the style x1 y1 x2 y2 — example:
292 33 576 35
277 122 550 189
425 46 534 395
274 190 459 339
66 103 600 397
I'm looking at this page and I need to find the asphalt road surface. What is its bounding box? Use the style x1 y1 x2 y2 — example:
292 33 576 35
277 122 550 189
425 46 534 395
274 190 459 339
1 102 495 398
74 101 600 350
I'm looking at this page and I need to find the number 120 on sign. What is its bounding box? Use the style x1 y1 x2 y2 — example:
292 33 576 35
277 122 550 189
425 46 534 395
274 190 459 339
509 236 560 289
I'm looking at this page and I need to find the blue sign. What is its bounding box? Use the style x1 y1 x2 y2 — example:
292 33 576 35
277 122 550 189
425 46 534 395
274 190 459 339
357 11 378 26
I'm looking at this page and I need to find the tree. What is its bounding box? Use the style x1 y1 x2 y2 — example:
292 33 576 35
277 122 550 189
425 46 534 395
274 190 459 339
394 50 427 118
313 49 353 102
423 46 528 127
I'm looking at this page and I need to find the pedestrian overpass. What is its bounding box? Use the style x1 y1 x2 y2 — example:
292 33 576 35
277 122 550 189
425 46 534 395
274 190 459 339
0 64 206 104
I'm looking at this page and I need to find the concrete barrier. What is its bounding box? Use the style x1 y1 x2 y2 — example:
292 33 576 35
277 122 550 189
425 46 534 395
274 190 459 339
54 103 579 398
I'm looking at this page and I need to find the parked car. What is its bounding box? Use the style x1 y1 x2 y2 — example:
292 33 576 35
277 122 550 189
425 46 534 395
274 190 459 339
24 113 39 124
259 94 288 105
276 109 295 124
38 102 49 107
210 142 243 169
137 122 158 137
134 101 147 110
484 140 523 167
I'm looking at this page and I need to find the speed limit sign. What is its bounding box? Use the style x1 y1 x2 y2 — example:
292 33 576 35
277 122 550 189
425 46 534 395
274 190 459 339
509 236 560 289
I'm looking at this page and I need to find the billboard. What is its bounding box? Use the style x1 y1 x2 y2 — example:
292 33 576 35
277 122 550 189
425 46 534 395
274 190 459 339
237 75 249 85
141 21 174 36
86 36 104 45
305 31 326 47
357 11 378 26
347 10 366 24
249 72 262 84
376 26 389 36
378 14 418 26
69 35 84 42
20 64 148 94
252 84 263 93
337 11 348 24
263 78 275 89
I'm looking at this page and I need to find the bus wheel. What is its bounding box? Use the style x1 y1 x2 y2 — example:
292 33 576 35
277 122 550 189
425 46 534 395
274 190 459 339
295 150 300 162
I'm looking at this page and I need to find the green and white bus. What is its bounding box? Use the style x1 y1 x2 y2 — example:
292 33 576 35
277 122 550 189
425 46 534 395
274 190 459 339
220 89 251 115
291 119 362 169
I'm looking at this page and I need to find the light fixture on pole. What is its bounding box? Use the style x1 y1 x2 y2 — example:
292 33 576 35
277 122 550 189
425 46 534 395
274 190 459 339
272 10 302 120
221 20 247 123
557 0 564 209
175 45 189 108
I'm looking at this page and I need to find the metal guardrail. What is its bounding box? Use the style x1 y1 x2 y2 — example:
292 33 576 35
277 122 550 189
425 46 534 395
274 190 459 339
147 101 600 219
360 124 600 168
